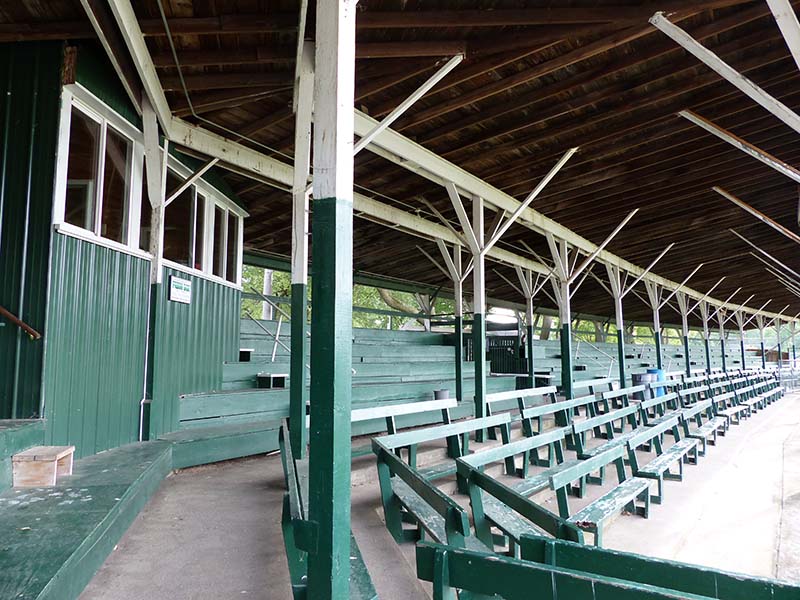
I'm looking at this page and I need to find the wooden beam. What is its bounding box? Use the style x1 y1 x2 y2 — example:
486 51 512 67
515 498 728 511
171 87 283 117
714 187 800 246
159 72 291 92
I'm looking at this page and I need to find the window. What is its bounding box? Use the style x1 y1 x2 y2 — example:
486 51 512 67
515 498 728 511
58 91 141 250
64 107 100 231
56 86 246 285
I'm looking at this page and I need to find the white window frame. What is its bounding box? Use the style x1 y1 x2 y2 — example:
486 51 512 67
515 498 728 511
53 84 145 258
163 156 247 288
53 84 247 287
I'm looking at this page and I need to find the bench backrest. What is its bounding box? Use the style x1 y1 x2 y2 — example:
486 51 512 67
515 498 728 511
351 397 457 422
485 385 557 405
639 391 678 413
549 445 626 491
373 413 511 451
373 438 472 546
571 378 615 394
678 385 708 405
626 415 680 450
457 426 570 470
572 403 639 436
600 384 646 403
681 398 713 421
520 394 595 421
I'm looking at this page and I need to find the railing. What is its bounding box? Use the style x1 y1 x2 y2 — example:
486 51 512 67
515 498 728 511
0 305 41 340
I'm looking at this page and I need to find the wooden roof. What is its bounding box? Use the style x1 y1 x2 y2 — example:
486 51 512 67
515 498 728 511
5 0 800 324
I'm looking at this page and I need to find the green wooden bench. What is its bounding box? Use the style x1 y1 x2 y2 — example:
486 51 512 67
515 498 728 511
519 394 598 466
483 385 558 439
372 435 491 551
549 445 651 547
678 383 710 407
518 535 800 600
638 391 682 428
416 541 739 600
598 384 647 413
626 415 698 504
455 427 584 554
372 412 513 489
711 387 750 425
681 398 727 456
571 403 641 465
278 424 377 600
570 377 616 406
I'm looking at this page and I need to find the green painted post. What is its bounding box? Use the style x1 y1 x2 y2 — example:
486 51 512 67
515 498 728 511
761 339 767 369
683 335 691 377
526 323 535 380
454 315 463 403
561 323 573 400
720 337 727 372
307 3 355 598
740 338 747 370
654 330 663 371
617 331 627 388
473 313 487 419
289 283 308 456
703 337 711 374
289 40 313 458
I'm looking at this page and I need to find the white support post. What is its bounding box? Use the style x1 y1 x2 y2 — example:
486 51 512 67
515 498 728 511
675 292 692 377
766 0 800 75
307 1 356 598
143 95 167 285
472 194 487 435
644 280 664 370
289 40 314 459
606 264 628 387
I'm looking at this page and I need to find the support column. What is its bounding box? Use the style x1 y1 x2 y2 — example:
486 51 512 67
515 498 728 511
776 318 783 372
699 301 712 374
606 265 627 387
717 309 727 373
525 297 535 379
290 41 313 457
307 2 356 597
558 282 573 400
453 250 464 404
472 195 487 432
675 293 692 377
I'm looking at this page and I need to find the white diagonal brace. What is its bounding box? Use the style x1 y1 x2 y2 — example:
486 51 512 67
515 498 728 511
495 269 525 297
445 182 481 255
767 0 800 75
651 12 800 135
732 229 800 281
708 287 741 321
514 265 533 298
744 299 773 328
569 209 639 284
165 158 220 206
723 294 755 325
659 263 703 310
354 54 463 155
418 245 453 280
435 239 461 282
483 147 578 254
679 111 800 185
688 277 726 314
621 243 674 298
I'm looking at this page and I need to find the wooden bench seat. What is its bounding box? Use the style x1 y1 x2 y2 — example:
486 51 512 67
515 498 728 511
278 424 377 600
680 398 727 456
549 445 650 547
484 385 558 439
12 445 74 487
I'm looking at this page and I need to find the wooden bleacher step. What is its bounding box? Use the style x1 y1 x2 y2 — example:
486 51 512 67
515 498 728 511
12 445 75 487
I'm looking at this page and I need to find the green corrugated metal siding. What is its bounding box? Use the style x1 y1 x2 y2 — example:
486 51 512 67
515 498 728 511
148 268 241 437
0 42 63 419
43 234 150 457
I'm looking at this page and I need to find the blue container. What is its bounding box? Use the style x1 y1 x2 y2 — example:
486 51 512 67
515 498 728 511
647 368 665 397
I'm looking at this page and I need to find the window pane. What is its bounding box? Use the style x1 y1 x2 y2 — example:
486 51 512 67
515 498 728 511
194 195 205 271
139 162 152 252
212 206 225 277
65 107 100 231
100 127 131 243
163 171 193 267
226 215 238 283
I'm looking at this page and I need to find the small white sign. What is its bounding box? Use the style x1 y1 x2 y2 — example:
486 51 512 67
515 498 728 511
169 276 192 304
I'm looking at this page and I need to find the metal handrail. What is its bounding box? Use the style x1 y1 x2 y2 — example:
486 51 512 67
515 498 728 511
0 305 41 340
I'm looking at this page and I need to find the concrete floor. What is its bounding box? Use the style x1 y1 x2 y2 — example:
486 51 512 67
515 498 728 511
82 394 800 599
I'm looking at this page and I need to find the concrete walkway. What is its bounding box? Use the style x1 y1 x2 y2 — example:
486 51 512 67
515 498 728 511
82 394 800 599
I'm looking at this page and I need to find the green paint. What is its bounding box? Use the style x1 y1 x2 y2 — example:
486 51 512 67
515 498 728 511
454 316 463 403
720 338 727 372
761 341 767 369
683 335 691 376
560 323 573 400
526 325 535 378
741 339 747 370
0 43 62 419
617 334 627 388
0 420 44 494
307 196 353 599
472 313 487 439
289 282 308 457
148 267 240 437
654 331 663 370
704 337 712 374
44 235 149 458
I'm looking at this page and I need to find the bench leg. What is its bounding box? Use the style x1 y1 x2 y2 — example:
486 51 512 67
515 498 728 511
432 549 458 600
586 466 605 487
594 526 603 548
651 476 664 505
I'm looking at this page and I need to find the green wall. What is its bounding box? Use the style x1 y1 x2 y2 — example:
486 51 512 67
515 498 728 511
148 267 241 437
0 42 63 419
43 235 150 458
